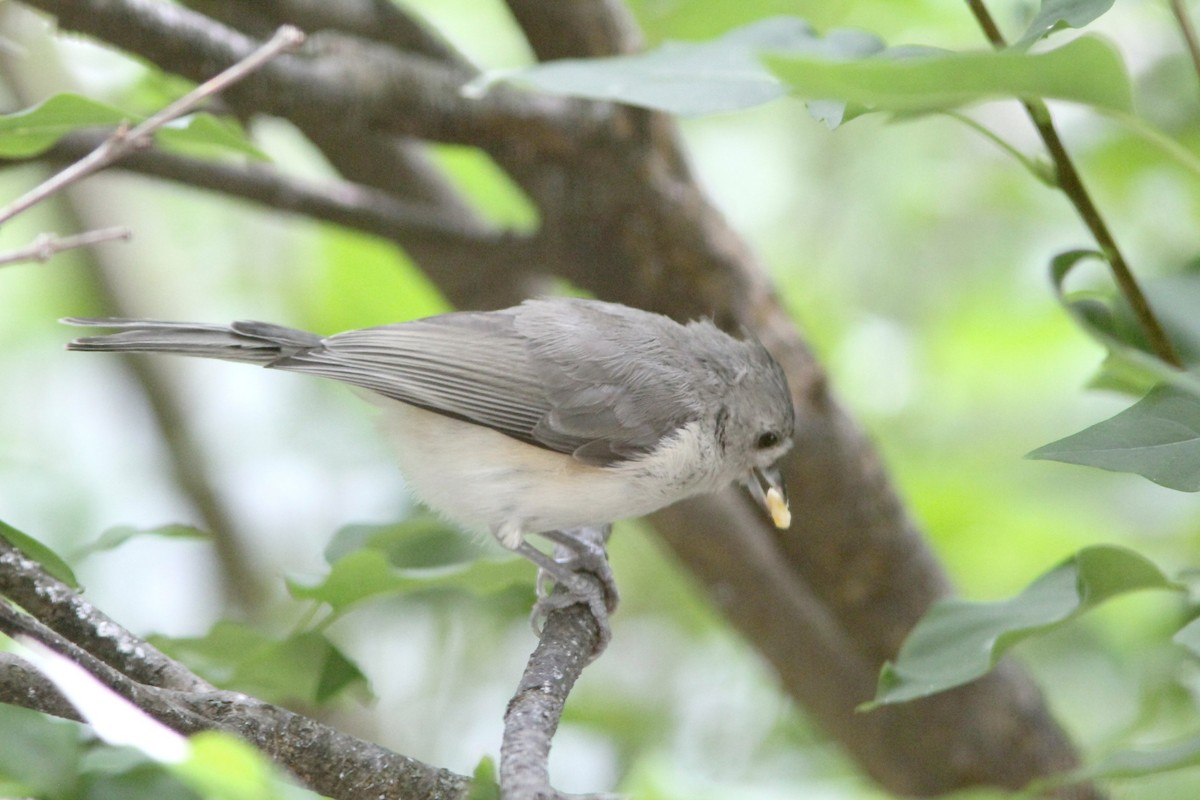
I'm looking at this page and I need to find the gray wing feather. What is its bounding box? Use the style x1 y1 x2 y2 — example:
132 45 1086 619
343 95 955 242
515 299 704 462
275 312 552 445
66 299 711 466
273 301 705 464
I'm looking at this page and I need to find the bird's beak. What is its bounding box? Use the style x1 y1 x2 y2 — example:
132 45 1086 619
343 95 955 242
747 465 791 529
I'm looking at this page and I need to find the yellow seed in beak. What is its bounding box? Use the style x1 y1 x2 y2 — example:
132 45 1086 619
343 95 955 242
766 486 791 529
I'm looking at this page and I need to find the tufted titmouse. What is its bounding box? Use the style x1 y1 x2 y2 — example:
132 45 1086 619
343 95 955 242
65 298 795 634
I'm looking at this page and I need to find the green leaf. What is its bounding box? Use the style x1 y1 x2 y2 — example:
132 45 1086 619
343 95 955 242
1044 250 1200 395
0 704 81 796
1173 616 1200 657
1054 732 1200 783
0 94 267 161
156 113 268 161
869 546 1179 706
73 523 209 560
480 17 883 116
766 33 1132 114
79 761 203 800
467 756 500 800
304 517 529 612
0 93 130 157
151 622 368 706
0 519 78 587
80 738 306 800
288 548 532 613
1028 385 1200 491
1030 253 1200 489
325 516 481 568
1131 274 1200 369
174 732 287 800
313 637 368 704
1015 0 1116 48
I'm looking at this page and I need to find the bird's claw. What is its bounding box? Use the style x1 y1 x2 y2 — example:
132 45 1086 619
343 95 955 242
516 527 617 659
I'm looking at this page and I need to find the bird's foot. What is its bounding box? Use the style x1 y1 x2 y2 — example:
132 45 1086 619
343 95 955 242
538 527 619 614
514 526 616 658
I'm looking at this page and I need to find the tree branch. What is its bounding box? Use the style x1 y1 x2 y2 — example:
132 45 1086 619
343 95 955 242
0 534 210 692
0 533 473 800
503 0 643 60
24 0 607 157
185 0 525 304
11 130 547 308
19 131 509 253
194 0 469 67
0 226 129 267
0 651 82 722
501 601 606 800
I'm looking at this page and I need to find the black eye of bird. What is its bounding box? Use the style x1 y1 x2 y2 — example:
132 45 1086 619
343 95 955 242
756 431 780 450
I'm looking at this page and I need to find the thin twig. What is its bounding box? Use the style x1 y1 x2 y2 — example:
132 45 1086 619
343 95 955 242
946 111 1056 186
965 0 1006 47
0 24 305 226
1170 0 1200 91
964 0 1183 368
0 225 130 267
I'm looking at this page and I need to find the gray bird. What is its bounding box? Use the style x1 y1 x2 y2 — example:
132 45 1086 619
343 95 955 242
65 298 795 639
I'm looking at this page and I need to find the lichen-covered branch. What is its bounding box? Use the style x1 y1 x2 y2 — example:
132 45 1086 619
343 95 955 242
0 532 473 800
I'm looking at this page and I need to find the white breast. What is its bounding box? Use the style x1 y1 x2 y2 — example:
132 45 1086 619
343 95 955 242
374 400 728 548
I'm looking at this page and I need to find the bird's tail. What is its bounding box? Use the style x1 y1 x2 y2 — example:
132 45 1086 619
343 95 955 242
63 318 324 366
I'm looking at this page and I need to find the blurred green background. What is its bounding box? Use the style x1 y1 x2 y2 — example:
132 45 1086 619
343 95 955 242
2 0 1200 797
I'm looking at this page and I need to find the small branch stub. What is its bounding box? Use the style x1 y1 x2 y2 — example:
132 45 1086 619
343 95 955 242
0 227 131 268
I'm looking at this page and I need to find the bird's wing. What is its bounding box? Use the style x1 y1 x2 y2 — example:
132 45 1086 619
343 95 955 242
264 311 549 449
513 299 704 464
270 300 703 466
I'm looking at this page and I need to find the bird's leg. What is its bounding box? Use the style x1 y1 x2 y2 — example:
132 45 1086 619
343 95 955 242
538 527 619 613
512 525 616 656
